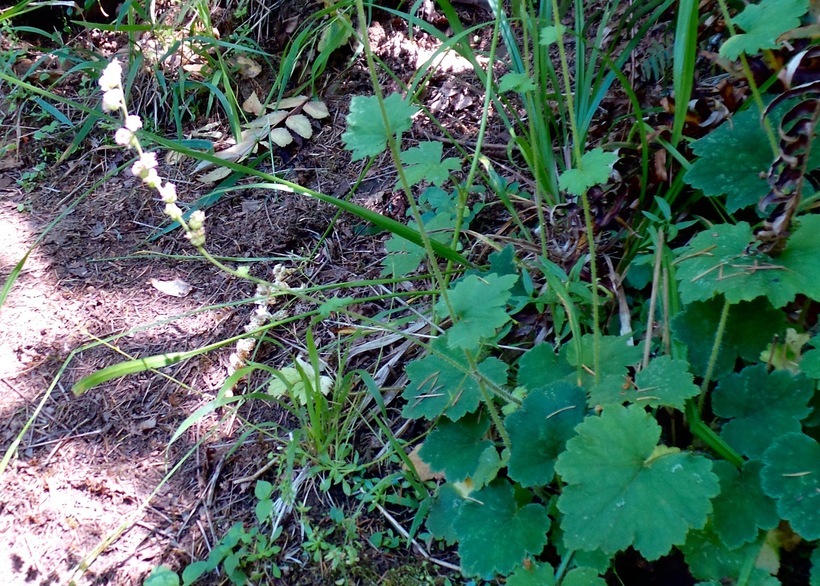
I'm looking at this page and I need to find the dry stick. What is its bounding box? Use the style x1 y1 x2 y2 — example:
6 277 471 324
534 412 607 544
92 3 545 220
372 502 461 573
642 229 665 369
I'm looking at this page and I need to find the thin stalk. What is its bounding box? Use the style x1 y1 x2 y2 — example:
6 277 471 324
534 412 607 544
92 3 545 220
353 0 456 318
551 0 600 380
642 229 665 368
714 0 778 156
698 296 731 413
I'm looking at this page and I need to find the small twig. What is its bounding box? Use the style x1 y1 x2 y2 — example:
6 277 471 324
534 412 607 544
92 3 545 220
232 456 277 485
372 502 461 572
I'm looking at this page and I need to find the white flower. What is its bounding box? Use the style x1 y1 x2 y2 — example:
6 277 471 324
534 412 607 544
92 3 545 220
186 227 206 247
98 60 122 91
124 115 142 132
114 127 135 147
102 88 125 112
157 182 177 203
188 210 205 230
143 169 162 188
165 202 183 221
131 152 158 178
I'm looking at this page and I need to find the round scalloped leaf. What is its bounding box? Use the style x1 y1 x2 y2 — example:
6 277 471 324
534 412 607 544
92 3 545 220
713 365 813 459
342 93 417 160
761 432 820 540
711 460 779 549
419 412 494 482
506 562 555 586
453 480 550 577
555 405 719 560
402 336 508 421
506 382 586 487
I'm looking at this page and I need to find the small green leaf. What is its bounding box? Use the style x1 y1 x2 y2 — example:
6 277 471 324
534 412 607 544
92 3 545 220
435 273 518 351
711 460 779 549
671 298 786 378
342 93 417 160
254 480 273 500
507 382 586 487
255 498 273 524
498 72 537 93
540 24 565 46
506 562 555 586
381 214 453 278
454 480 550 577
555 405 719 560
761 432 820 540
419 412 494 482
144 566 180 586
318 296 355 317
399 141 460 187
589 356 698 410
720 0 809 60
402 336 509 420
558 148 618 196
182 561 210 585
712 365 813 459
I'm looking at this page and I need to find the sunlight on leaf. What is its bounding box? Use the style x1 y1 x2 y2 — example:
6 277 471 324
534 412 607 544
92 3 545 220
342 93 417 160
558 148 618 196
555 405 719 560
399 141 460 187
720 0 809 60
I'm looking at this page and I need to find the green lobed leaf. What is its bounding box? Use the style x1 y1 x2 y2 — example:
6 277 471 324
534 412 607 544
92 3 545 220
419 412 495 482
671 297 786 378
381 213 453 278
506 562 555 586
711 460 779 549
425 483 463 544
684 106 776 211
558 148 618 196
498 72 537 93
761 432 820 540
506 382 586 487
402 336 509 420
398 141 460 187
674 219 820 307
453 479 550 577
555 405 719 560
720 0 808 60
342 93 417 160
435 273 518 351
564 334 643 387
517 343 575 390
712 364 813 459
589 356 698 411
562 567 607 586
681 524 774 582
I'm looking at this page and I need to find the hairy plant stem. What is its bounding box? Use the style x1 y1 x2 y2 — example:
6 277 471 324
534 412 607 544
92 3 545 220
353 0 456 319
714 0 779 156
466 351 512 452
685 399 743 467
698 296 731 413
552 0 601 381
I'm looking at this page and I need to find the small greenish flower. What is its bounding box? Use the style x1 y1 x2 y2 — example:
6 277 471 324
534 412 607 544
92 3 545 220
98 59 122 91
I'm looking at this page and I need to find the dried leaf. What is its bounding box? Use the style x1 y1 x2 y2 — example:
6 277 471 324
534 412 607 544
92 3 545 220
285 114 313 139
194 127 266 172
198 166 233 183
406 444 444 481
150 278 193 297
242 91 264 116
244 110 288 129
303 101 330 119
275 95 309 109
270 127 294 147
234 55 261 78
